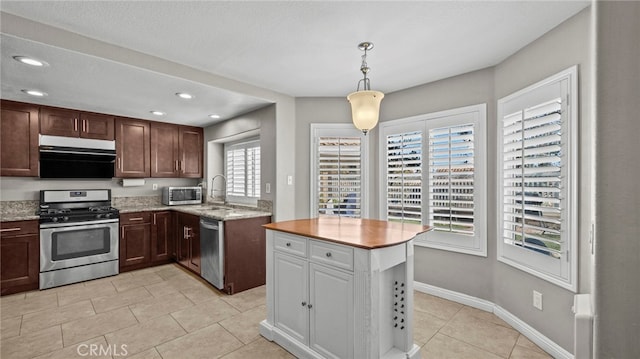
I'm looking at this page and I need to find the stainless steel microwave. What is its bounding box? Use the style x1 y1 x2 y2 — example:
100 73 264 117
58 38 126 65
162 186 202 205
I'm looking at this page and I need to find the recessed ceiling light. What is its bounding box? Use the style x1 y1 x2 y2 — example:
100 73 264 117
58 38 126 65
150 111 165 116
209 114 221 119
21 89 47 97
176 92 193 99
13 56 48 67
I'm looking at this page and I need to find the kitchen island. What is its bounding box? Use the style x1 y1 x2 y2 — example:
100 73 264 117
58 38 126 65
260 217 431 359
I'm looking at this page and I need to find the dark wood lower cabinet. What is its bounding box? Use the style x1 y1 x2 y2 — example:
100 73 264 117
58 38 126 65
223 216 271 294
151 211 174 263
176 212 200 275
1 220 39 295
119 214 151 271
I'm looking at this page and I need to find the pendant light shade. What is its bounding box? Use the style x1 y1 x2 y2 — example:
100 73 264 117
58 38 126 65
347 42 384 135
348 90 384 134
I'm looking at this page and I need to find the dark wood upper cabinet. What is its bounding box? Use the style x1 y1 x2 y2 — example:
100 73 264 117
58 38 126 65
40 106 81 137
151 123 203 178
0 100 39 177
80 113 115 140
115 117 150 178
40 106 114 140
151 122 180 178
179 126 203 178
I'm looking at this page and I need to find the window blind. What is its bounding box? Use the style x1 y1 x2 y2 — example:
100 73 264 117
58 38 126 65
428 124 475 235
501 98 563 258
225 140 260 199
317 136 362 218
386 131 422 224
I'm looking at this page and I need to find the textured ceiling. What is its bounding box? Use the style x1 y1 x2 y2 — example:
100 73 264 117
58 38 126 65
0 1 590 126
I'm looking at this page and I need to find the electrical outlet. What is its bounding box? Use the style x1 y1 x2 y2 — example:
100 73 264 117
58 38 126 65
287 175 293 185
152 183 158 191
265 183 271 194
533 290 543 310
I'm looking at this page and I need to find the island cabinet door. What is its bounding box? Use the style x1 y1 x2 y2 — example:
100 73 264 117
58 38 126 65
274 252 309 345
309 263 354 359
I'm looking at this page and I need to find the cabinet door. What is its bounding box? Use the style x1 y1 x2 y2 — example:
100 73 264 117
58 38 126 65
40 106 81 137
186 216 201 274
0 101 39 177
179 126 203 178
274 252 309 345
151 211 174 262
1 233 39 295
309 263 354 359
150 122 179 178
115 117 150 178
80 113 115 140
119 223 151 269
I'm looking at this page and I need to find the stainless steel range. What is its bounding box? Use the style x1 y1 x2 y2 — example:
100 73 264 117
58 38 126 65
37 189 119 289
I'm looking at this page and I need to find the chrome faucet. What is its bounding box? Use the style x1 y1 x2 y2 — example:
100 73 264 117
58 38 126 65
210 174 227 204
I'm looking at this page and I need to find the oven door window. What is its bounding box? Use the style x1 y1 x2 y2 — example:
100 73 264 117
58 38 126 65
51 227 111 261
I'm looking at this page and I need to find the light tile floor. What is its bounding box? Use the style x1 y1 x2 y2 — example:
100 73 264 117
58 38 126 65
0 264 552 359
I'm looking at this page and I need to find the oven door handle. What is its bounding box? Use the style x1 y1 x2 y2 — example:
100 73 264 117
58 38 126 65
39 218 119 229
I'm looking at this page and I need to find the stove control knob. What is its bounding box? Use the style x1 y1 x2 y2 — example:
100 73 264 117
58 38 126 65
62 216 69 222
104 213 111 219
96 214 103 219
51 217 59 222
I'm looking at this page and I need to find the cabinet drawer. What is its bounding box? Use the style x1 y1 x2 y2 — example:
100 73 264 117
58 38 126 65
119 212 151 224
274 232 307 258
0 220 38 237
310 239 353 271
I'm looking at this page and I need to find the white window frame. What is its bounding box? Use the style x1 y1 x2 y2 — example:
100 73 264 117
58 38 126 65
497 66 578 292
379 104 487 256
310 123 369 218
224 138 260 206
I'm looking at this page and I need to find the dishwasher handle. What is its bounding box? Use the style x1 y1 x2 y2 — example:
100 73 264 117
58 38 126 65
200 219 219 230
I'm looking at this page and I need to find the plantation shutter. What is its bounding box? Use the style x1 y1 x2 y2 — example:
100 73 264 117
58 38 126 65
501 98 563 258
225 140 260 198
386 131 422 224
317 136 362 218
428 124 475 235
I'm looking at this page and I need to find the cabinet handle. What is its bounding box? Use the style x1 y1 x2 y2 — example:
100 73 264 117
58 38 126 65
326 252 332 258
174 161 178 171
121 228 124 238
301 301 306 306
74 118 78 131
128 217 144 222
153 213 156 225
117 157 121 169
0 227 21 233
286 242 291 247
307 304 313 309
82 119 87 132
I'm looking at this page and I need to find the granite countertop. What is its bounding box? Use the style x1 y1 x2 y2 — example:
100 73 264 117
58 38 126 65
118 203 272 221
1 200 271 223
264 217 431 249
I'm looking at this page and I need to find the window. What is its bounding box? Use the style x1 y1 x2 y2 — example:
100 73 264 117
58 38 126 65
225 139 260 204
497 66 577 291
310 124 368 218
380 104 487 256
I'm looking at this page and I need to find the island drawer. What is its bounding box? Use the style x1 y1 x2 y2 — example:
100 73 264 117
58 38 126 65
0 220 38 237
309 239 353 271
120 212 152 224
274 232 307 257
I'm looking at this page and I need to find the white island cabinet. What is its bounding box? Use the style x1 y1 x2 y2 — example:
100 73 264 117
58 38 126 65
259 217 431 359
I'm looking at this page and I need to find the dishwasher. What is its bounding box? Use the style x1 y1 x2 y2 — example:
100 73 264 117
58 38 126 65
200 218 224 290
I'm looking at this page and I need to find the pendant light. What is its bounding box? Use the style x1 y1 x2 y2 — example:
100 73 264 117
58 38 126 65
347 42 384 135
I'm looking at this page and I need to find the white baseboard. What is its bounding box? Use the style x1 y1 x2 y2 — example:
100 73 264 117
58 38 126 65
414 281 573 359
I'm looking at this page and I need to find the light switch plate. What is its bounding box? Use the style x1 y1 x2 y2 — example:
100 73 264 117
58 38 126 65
265 183 271 193
533 290 543 310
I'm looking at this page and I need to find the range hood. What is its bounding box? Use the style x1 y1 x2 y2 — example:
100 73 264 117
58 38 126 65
39 135 116 179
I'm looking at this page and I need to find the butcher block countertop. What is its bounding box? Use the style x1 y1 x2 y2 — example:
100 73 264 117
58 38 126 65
263 217 431 249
